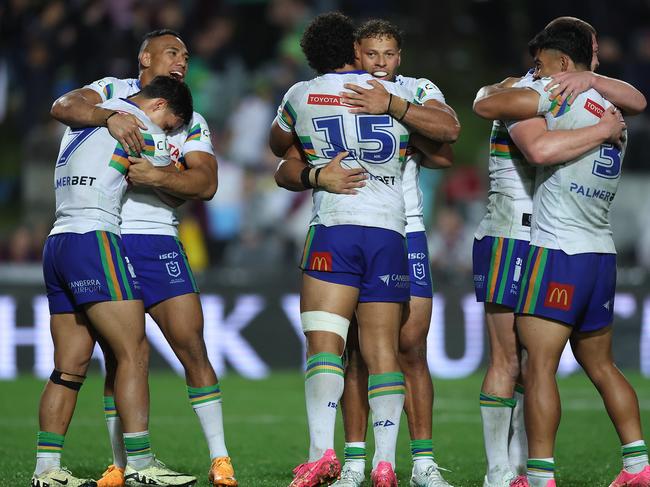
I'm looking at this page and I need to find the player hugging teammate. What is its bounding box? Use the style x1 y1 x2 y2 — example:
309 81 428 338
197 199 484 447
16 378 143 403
271 12 460 487
474 16 649 487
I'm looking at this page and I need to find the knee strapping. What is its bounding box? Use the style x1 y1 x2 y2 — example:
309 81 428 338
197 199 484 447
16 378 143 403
50 369 85 391
301 311 350 345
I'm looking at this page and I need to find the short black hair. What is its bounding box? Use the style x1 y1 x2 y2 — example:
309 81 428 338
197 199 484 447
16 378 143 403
300 12 356 75
528 21 593 69
140 75 193 126
355 19 403 49
545 16 596 36
139 29 184 54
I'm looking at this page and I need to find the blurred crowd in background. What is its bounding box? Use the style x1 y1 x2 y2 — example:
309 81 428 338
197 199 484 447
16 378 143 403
2 0 650 285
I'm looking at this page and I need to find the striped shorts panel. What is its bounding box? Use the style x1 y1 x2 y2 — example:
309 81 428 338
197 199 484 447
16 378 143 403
472 236 530 309
43 231 141 314
515 246 616 332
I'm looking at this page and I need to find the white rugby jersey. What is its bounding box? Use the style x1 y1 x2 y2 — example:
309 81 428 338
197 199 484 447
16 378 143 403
475 74 537 241
395 75 446 234
50 98 169 236
528 78 625 254
275 71 412 235
85 77 215 236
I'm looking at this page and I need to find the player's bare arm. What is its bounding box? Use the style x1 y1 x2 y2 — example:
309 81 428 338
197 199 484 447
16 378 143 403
473 85 540 121
410 133 453 169
126 150 217 200
275 144 366 195
269 120 295 157
508 106 625 165
339 79 460 143
544 71 647 115
51 87 147 154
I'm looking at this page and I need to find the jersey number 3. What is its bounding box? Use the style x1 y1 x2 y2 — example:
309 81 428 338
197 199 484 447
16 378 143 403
592 144 621 179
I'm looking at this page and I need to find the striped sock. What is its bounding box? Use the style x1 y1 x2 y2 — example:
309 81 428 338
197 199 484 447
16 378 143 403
527 458 554 486
509 385 527 475
305 353 344 462
35 431 64 475
622 440 649 474
344 442 366 473
188 383 228 459
411 439 435 472
480 393 515 480
368 372 405 469
103 396 127 468
124 431 154 470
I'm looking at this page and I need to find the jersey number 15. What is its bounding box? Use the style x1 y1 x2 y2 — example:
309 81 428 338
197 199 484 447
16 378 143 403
312 114 398 164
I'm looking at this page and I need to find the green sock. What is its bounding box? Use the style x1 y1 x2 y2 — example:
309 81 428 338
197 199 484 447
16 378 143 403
35 431 64 475
123 431 154 469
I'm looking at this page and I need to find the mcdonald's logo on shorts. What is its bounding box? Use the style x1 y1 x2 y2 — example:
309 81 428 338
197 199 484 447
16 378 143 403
544 282 575 311
310 252 332 272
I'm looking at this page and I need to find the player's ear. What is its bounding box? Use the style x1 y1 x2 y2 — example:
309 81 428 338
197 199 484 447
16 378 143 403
354 41 361 62
560 54 570 72
152 98 168 112
396 49 402 68
140 51 151 69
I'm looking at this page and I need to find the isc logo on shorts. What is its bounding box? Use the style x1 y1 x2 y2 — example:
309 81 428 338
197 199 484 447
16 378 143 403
544 282 575 311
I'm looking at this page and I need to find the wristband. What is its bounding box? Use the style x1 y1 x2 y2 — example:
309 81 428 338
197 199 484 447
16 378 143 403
105 111 119 126
300 166 313 189
397 101 411 122
314 167 322 187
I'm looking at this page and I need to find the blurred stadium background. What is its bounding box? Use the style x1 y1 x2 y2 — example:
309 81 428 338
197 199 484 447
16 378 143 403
1 0 650 379
2 1 650 485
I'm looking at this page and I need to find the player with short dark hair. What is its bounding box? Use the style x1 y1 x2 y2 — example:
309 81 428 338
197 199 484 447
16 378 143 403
50 30 237 487
472 17 647 487
474 21 647 487
33 75 194 487
273 17 459 486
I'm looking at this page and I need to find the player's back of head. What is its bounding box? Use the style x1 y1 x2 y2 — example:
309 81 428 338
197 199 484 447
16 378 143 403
355 18 403 48
528 20 593 69
300 12 356 75
139 75 194 126
544 16 596 36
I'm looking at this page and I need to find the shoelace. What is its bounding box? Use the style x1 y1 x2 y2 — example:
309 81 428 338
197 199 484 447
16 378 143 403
417 464 452 487
339 467 364 483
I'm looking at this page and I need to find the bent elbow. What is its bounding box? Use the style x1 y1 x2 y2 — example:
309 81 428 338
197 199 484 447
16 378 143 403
446 123 461 144
524 145 551 166
636 95 647 114
199 180 217 201
473 100 494 120
50 99 65 121
273 171 284 189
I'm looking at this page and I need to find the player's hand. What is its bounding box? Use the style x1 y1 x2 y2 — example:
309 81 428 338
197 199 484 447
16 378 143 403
318 152 367 195
599 106 626 148
107 112 147 155
126 155 163 186
340 80 390 114
545 71 595 106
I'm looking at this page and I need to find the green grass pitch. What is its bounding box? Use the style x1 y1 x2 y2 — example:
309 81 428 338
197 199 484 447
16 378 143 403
1 372 649 486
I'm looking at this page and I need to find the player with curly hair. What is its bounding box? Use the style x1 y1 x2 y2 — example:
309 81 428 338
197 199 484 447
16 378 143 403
270 12 421 487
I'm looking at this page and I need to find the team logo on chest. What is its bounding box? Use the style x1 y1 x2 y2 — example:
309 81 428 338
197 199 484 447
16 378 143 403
165 260 181 278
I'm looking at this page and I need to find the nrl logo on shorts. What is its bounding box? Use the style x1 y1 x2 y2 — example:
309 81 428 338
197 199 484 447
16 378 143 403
413 263 426 281
166 260 181 278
